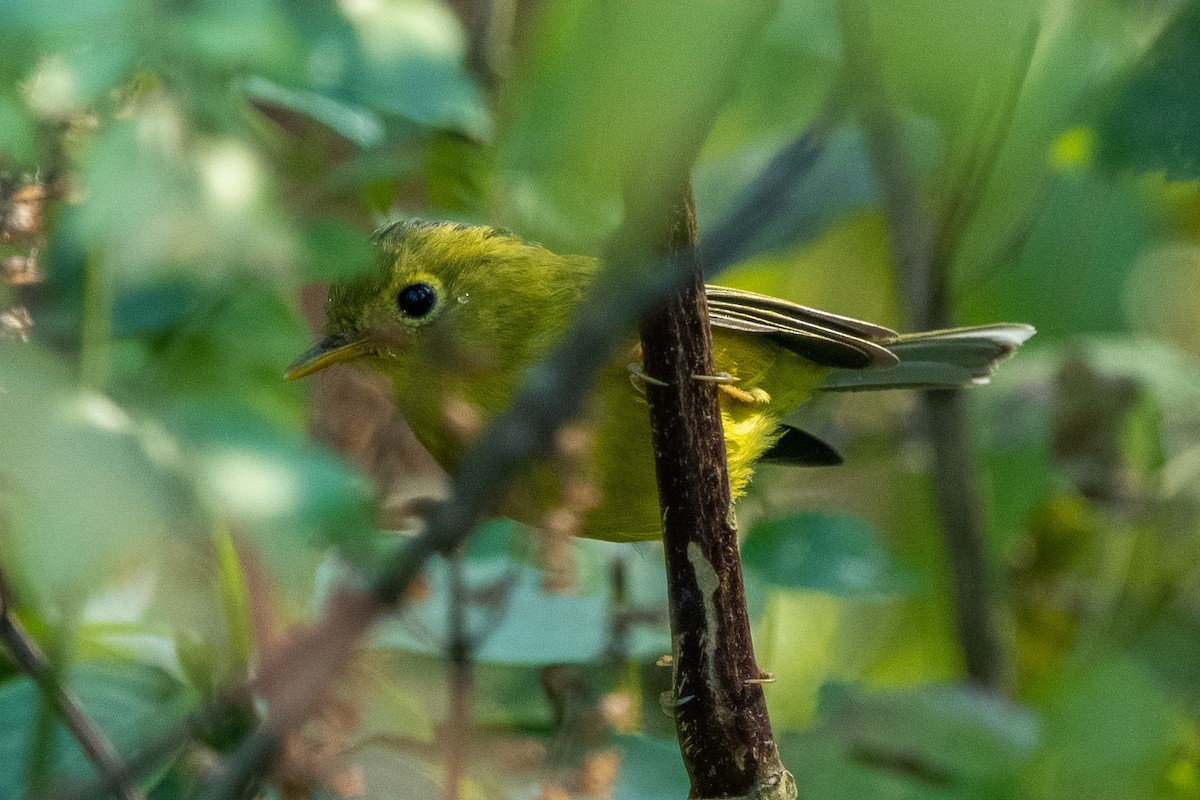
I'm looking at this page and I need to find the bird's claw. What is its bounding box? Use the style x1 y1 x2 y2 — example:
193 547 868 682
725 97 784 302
628 362 669 393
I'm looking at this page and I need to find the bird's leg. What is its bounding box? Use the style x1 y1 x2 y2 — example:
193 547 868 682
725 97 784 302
628 362 669 393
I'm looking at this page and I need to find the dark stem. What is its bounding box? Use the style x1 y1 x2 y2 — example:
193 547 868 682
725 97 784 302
444 549 472 800
0 572 146 800
837 0 1005 690
923 390 1004 687
638 190 794 799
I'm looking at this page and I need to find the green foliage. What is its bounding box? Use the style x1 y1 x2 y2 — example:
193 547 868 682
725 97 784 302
2 0 1200 797
743 511 911 596
0 660 191 796
1099 1 1200 180
0 343 180 605
783 682 1037 800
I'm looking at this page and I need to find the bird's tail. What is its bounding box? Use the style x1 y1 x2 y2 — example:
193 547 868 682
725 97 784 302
820 323 1035 391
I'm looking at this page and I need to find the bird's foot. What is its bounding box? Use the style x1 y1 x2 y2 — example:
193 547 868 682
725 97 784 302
714 381 771 406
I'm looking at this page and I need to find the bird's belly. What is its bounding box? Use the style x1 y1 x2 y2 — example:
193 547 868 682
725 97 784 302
396 355 796 542
496 365 783 542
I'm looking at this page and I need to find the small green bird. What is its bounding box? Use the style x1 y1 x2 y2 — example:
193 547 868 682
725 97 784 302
288 220 1033 541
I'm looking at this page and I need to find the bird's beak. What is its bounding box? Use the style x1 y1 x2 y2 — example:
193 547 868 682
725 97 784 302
285 332 367 380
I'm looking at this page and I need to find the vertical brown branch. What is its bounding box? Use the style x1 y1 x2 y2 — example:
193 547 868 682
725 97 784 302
836 0 1006 690
638 190 794 799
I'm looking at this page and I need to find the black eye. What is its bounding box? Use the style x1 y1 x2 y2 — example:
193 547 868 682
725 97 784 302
397 282 437 319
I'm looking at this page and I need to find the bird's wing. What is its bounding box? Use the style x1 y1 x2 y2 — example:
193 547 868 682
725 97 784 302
820 324 1036 390
704 285 899 370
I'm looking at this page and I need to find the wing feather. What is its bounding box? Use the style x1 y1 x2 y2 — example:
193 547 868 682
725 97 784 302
705 285 898 369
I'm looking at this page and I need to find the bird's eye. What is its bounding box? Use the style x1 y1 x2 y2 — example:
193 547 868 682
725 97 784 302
397 282 437 319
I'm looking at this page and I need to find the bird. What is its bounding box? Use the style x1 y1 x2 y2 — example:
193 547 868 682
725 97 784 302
287 220 1033 542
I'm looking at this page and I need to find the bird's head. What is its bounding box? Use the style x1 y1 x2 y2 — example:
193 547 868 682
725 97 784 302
286 220 592 390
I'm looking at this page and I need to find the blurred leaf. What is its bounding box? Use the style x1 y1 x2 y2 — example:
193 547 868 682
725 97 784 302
961 172 1148 339
211 522 253 677
1133 607 1200 717
721 210 900 327
1099 1 1200 180
743 511 909 596
375 554 607 666
75 106 299 285
702 0 842 155
355 664 436 746
283 0 487 138
0 343 181 604
130 280 309 426
867 0 1041 141
180 0 302 78
696 117 940 272
1023 658 1180 800
247 75 387 148
0 660 192 798
781 682 1037 800
462 517 524 561
165 400 375 573
498 0 780 252
1125 241 1200 357
110 281 206 339
342 742 443 800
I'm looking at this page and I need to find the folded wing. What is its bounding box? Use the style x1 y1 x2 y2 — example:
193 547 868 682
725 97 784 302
704 285 1034 390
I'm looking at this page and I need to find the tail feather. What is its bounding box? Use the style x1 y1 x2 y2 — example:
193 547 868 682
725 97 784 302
820 323 1035 391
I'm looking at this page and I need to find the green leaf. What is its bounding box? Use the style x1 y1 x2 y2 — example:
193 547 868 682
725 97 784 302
696 117 940 271
128 280 309 427
282 0 487 138
781 682 1038 800
1099 1 1200 179
77 116 299 285
246 75 386 147
742 512 909 596
0 660 192 798
959 171 1147 341
701 0 842 155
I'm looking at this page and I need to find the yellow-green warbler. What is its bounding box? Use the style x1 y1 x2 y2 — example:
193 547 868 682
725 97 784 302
288 221 1033 541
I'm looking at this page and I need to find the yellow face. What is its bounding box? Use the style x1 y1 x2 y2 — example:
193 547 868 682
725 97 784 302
286 219 597 410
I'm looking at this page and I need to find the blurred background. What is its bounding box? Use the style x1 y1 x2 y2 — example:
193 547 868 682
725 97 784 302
3 0 1200 797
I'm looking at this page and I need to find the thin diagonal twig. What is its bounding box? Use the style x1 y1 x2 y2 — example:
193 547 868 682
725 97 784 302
0 570 146 800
